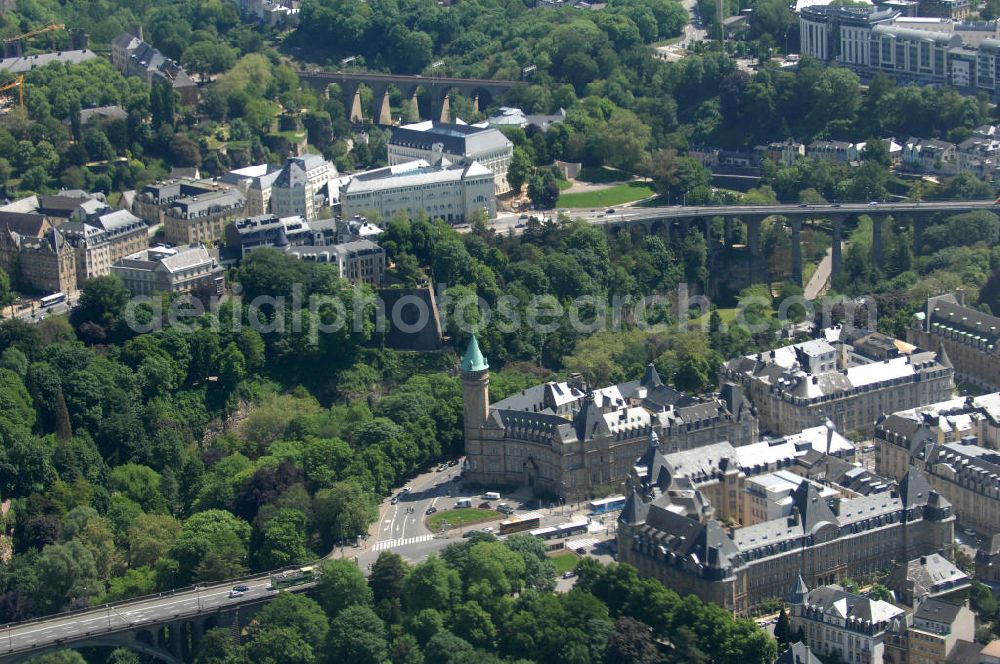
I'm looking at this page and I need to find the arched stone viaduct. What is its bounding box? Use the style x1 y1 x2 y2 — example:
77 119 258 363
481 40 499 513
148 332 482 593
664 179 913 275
593 201 1000 285
297 71 527 125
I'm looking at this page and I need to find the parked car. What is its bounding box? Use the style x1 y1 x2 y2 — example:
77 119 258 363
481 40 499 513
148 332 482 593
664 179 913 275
391 496 399 505
425 506 438 515
481 527 494 534
965 528 977 536
448 459 459 467
479 502 492 509
562 571 576 579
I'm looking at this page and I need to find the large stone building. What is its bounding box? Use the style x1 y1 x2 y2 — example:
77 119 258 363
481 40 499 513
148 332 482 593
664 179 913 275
111 26 197 104
908 292 1000 391
460 337 757 499
112 245 223 297
270 155 336 222
0 211 78 294
388 121 514 195
340 159 497 224
618 437 955 613
876 392 1000 535
221 164 282 217
724 331 955 436
60 207 148 284
789 580 906 664
132 180 221 225
285 240 386 287
163 188 247 246
14 228 77 294
884 598 976 664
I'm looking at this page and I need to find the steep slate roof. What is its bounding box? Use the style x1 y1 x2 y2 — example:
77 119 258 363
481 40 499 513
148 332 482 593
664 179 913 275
775 642 822 664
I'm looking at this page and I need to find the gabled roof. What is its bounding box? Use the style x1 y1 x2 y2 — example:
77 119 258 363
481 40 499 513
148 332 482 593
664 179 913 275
775 642 822 664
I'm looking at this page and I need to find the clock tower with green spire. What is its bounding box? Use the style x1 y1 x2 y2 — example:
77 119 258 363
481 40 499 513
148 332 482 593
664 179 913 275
460 334 490 448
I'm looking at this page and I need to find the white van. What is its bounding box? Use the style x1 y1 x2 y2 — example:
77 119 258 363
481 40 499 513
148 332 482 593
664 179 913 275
455 498 472 508
483 492 501 501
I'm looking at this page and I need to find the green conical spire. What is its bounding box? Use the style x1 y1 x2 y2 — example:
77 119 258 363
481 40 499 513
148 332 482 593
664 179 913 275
460 334 489 372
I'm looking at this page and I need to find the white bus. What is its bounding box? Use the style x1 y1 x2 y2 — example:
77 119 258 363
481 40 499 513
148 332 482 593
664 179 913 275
40 292 66 308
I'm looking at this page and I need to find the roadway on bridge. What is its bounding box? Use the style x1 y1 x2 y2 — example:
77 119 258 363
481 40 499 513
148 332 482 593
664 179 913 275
487 200 998 234
2 577 275 656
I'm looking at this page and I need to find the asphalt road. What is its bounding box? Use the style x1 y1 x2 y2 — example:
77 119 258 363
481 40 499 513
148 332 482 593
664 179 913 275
481 200 996 238
2 576 278 656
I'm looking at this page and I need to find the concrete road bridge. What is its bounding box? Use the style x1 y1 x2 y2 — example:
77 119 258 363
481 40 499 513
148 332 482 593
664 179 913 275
0 573 316 663
587 199 1000 284
297 70 526 124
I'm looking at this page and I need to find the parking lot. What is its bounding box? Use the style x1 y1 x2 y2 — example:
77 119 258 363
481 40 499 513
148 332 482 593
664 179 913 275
357 460 619 576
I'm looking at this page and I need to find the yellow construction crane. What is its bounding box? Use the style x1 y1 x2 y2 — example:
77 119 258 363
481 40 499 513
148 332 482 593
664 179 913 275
3 23 65 49
0 75 24 109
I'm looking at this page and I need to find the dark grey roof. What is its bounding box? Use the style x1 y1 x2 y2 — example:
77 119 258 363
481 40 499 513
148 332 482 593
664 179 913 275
0 211 48 237
775 642 822 664
791 481 838 533
389 122 510 157
574 391 610 441
899 466 935 508
927 296 1000 345
914 598 963 624
641 363 664 389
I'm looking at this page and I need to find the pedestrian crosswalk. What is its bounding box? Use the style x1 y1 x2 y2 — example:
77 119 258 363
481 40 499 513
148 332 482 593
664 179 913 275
373 534 435 551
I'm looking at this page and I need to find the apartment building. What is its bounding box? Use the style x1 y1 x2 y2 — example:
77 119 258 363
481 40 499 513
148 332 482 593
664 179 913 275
285 239 386 287
112 245 223 297
388 121 514 195
110 27 197 104
723 332 955 436
340 159 497 224
790 581 906 664
60 208 148 283
270 154 336 221
876 393 1000 535
909 292 1000 391
163 188 246 246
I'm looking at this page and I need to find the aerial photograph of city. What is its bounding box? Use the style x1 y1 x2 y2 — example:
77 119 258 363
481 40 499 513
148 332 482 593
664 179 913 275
5 0 1000 662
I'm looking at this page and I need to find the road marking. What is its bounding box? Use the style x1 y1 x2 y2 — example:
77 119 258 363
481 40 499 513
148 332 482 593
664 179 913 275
373 534 434 551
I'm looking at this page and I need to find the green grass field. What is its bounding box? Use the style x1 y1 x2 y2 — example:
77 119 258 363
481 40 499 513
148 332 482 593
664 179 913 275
557 179 573 191
549 550 580 574
426 508 499 531
558 182 656 208
576 166 629 183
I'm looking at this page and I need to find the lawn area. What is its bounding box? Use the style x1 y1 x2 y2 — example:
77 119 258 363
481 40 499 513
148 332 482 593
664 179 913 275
549 550 580 574
557 179 573 191
558 182 656 208
690 307 738 329
426 508 499 531
576 166 629 184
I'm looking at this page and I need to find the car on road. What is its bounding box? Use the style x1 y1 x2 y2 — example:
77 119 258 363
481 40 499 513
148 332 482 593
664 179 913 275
391 496 399 505
232 584 249 593
832 204 841 207
402 486 412 493
425 506 438 515
229 590 244 598
868 201 879 207
481 527 494 533
562 571 576 579
448 459 459 466
606 208 616 214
